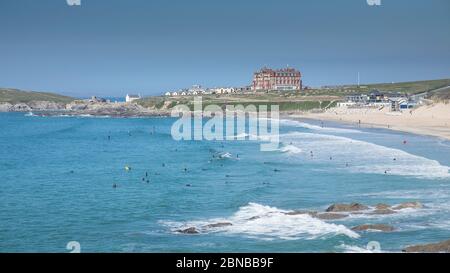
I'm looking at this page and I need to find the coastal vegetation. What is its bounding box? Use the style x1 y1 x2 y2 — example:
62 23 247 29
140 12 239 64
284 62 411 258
138 93 339 112
138 78 450 111
304 78 450 97
0 88 74 104
1 78 448 113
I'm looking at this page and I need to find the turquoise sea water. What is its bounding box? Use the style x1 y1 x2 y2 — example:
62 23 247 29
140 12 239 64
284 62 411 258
1 113 450 253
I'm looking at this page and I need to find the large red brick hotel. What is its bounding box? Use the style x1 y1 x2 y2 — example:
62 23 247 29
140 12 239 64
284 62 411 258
252 67 302 91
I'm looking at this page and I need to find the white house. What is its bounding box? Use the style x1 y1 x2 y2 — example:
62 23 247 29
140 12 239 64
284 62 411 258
165 92 171 96
126 94 141 103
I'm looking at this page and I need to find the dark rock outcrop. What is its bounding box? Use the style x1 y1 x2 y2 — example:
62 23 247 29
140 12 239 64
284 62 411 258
205 222 233 228
315 213 348 220
403 239 450 253
326 203 368 212
393 202 423 210
375 203 391 210
371 208 396 215
177 227 199 234
284 210 316 216
351 224 395 232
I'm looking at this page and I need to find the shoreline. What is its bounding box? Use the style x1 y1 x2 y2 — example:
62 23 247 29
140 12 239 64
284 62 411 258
285 103 450 141
3 100 450 142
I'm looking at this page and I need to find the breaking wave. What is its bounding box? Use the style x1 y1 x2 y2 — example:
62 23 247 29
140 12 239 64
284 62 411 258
279 119 362 134
160 203 359 240
278 132 450 179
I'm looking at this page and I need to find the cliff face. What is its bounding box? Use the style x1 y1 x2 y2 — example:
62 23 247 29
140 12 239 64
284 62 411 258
0 101 66 112
0 100 170 117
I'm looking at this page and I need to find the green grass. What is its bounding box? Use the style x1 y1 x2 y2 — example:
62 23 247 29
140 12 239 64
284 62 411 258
139 79 450 112
304 78 450 97
138 93 338 112
0 88 74 104
428 86 450 102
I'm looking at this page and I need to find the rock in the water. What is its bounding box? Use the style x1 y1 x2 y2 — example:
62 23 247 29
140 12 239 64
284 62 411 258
375 203 391 210
177 227 199 234
352 224 395 232
403 239 450 253
315 213 348 220
371 208 396 215
205 222 233 228
393 202 423 210
326 203 368 212
284 210 316 216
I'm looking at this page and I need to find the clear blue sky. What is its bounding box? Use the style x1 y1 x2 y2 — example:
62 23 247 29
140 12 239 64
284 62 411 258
0 0 449 97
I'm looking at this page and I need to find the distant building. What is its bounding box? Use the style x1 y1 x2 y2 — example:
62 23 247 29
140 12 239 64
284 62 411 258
252 67 302 91
211 87 236 94
367 90 386 103
188 85 205 94
126 94 141 103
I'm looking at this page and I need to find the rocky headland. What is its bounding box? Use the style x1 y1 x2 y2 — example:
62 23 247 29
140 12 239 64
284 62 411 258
0 100 171 117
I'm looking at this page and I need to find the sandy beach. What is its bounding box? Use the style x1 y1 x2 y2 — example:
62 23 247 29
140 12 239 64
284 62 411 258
289 103 450 141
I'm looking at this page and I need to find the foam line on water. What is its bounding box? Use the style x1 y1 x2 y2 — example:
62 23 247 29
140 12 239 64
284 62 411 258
279 119 362 134
278 132 450 179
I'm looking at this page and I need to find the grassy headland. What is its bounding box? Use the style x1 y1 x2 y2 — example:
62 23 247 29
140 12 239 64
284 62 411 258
0 88 74 104
138 92 339 112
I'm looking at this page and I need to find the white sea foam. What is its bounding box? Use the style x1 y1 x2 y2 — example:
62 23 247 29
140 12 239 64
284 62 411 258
161 203 359 240
218 152 233 159
278 132 450 179
337 244 383 253
24 112 36 117
279 119 362 134
279 145 303 154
